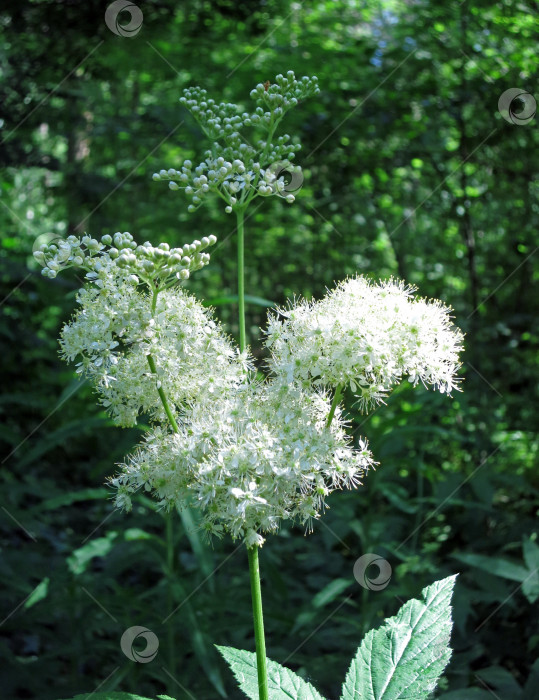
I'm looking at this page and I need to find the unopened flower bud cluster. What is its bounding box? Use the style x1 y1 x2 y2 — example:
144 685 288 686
152 71 319 212
34 231 217 284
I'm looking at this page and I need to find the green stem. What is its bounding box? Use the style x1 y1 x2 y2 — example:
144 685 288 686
149 285 177 691
237 207 247 352
166 510 176 685
146 354 180 433
247 546 269 700
326 384 344 428
147 286 180 432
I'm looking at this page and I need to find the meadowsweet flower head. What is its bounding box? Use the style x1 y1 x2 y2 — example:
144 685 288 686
265 276 464 411
61 277 247 427
111 378 375 545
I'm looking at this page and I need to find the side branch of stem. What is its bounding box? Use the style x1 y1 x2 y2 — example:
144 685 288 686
146 353 180 433
326 384 343 428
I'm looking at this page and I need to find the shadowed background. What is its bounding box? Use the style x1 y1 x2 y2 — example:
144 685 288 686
1 1 538 698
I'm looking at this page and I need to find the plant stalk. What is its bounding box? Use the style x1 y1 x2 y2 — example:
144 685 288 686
238 215 268 697
166 510 176 685
237 207 246 352
247 546 269 700
148 285 178 692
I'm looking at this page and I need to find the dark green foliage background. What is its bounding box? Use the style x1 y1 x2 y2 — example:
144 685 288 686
1 1 538 698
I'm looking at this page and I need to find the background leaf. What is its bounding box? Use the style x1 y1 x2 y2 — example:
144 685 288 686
218 646 327 700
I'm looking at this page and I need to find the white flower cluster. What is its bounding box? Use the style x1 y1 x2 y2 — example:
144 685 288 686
152 71 319 212
34 231 216 283
111 379 374 546
265 276 464 411
39 233 462 544
61 274 246 427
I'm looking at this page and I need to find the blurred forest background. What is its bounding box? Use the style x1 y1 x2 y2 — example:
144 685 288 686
1 1 538 698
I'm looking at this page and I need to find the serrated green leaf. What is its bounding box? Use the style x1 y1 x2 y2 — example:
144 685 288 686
341 575 457 700
218 645 327 699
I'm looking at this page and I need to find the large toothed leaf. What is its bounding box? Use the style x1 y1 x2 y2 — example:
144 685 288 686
341 575 457 700
218 646 327 700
